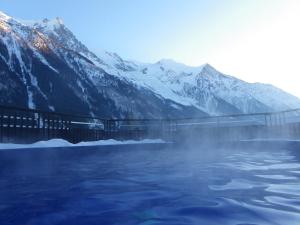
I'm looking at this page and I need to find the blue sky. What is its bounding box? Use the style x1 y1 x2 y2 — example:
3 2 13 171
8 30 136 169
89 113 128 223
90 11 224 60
1 0 300 97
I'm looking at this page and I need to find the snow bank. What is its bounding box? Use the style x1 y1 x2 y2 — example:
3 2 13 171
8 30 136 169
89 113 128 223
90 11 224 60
0 139 166 150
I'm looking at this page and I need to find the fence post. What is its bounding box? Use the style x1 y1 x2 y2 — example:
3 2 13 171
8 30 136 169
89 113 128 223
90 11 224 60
0 109 3 143
264 114 267 126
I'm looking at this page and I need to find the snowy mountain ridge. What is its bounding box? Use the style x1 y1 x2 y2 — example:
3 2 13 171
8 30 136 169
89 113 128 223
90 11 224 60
113 59 300 115
0 11 299 118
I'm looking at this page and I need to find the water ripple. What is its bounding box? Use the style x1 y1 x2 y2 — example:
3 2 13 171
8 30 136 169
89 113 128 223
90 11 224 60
0 146 300 224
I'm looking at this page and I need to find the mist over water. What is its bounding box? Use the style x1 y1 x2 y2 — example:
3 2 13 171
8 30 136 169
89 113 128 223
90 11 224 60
0 144 300 225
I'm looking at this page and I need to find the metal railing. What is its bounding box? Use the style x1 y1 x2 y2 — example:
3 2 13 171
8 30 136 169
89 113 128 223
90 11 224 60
0 105 105 143
1 105 300 143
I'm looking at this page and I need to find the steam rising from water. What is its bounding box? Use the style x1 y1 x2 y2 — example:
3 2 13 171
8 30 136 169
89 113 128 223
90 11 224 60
0 144 300 225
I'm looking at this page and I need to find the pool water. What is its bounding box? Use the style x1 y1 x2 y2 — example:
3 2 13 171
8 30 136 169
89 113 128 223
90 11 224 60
0 144 300 225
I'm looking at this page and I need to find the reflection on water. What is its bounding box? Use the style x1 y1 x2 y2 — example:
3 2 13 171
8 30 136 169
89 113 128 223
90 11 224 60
0 145 300 225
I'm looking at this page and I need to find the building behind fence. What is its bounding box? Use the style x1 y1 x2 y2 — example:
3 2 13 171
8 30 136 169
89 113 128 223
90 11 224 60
1 105 300 144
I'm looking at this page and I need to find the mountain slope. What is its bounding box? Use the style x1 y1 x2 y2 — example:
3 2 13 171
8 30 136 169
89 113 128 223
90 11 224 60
0 11 299 119
112 59 300 115
0 12 206 118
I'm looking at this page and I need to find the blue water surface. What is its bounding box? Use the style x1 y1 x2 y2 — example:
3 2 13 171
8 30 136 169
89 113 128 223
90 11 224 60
1 144 300 225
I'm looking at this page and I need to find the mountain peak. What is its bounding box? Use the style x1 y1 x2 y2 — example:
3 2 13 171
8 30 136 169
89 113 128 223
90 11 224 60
37 17 64 29
41 17 64 25
157 58 179 65
201 63 222 74
55 17 64 25
0 11 11 22
202 63 215 70
156 59 198 72
155 59 214 74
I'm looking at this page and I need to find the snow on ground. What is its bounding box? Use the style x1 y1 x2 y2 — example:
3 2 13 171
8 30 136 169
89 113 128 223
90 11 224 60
0 139 167 150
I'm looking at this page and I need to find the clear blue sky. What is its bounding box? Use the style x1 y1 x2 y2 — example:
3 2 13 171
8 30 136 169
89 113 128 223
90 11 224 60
1 0 254 61
1 0 300 97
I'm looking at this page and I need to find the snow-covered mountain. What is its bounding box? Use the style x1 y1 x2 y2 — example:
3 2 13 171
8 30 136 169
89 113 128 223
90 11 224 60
120 60 300 115
0 11 299 118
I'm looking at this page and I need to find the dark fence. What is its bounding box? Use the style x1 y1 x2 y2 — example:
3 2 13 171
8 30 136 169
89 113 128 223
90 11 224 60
0 106 104 144
1 105 300 144
0 106 177 144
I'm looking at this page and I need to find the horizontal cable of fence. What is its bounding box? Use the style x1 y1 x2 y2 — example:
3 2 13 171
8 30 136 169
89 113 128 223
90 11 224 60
1 105 300 143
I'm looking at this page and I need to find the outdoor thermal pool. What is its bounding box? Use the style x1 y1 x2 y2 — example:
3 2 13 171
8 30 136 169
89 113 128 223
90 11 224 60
0 142 300 225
